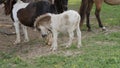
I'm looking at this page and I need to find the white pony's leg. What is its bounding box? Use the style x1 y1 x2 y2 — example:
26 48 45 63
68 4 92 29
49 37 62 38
76 24 82 48
13 22 20 44
66 30 74 48
21 24 29 42
50 30 58 51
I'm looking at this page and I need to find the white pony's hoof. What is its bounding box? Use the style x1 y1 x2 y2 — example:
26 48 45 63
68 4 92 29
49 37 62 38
24 39 29 43
77 44 82 48
14 40 20 45
65 45 70 48
50 46 57 52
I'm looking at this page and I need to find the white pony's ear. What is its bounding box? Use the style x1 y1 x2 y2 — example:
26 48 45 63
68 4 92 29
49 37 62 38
34 13 51 29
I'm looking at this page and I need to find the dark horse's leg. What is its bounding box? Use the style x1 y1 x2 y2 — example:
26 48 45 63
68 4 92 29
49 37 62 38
62 0 68 10
94 1 106 31
79 0 88 28
86 0 94 31
54 0 68 13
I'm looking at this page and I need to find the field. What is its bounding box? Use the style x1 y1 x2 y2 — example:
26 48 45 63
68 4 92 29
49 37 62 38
0 0 120 68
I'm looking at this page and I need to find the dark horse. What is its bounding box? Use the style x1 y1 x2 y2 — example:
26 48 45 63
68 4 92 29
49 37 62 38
0 0 68 44
20 0 68 13
79 0 120 31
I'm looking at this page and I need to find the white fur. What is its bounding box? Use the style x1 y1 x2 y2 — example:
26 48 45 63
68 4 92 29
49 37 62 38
35 10 82 51
12 0 29 44
50 10 82 51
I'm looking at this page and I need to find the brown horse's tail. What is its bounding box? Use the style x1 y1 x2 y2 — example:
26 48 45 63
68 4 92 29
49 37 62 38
79 0 88 28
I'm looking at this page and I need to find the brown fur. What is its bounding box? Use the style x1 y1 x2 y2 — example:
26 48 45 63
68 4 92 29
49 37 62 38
104 0 120 5
17 5 36 27
63 14 70 26
64 14 69 19
34 14 51 28
4 0 15 15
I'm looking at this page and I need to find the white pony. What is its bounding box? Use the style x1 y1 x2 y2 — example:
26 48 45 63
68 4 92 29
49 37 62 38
34 10 82 51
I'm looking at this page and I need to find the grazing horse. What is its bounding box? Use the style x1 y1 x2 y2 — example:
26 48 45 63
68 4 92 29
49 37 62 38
79 0 120 31
0 0 58 44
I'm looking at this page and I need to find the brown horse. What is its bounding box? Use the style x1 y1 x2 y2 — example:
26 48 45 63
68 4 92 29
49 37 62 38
79 0 120 31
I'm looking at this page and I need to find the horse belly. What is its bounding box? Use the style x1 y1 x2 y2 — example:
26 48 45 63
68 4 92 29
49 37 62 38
104 0 120 5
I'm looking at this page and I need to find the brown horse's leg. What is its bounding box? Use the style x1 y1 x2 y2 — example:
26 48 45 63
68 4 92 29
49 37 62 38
86 0 94 31
95 1 106 31
79 0 88 29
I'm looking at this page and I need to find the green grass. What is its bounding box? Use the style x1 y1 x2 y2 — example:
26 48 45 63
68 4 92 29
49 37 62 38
68 0 81 10
0 0 120 68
